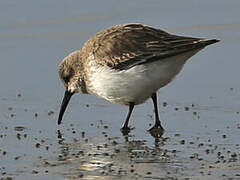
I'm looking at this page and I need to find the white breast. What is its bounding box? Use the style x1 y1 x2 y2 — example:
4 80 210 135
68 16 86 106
87 50 200 105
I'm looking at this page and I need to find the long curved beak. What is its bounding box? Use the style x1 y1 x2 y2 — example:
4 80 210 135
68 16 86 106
58 90 74 125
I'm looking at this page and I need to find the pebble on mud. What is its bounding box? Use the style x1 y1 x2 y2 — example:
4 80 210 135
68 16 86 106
10 114 15 118
205 149 210 154
112 140 118 145
231 153 237 158
16 133 21 140
35 143 41 148
14 126 25 131
162 102 167 107
180 140 185 144
47 111 54 116
14 156 20 160
115 149 120 153
32 170 39 174
81 131 85 138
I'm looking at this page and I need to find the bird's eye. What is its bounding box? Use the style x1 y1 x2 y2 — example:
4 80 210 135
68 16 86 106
63 74 71 84
63 68 73 84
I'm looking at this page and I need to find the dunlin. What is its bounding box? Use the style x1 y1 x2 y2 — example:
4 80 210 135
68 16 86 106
57 23 219 135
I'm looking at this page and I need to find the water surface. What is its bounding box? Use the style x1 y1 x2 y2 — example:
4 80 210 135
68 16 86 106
0 0 240 179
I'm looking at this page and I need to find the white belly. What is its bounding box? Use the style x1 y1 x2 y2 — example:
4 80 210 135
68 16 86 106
87 50 200 105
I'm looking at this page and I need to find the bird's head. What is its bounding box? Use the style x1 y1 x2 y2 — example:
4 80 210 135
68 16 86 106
57 50 86 125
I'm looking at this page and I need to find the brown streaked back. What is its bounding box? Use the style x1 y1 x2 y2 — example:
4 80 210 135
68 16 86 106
81 23 219 70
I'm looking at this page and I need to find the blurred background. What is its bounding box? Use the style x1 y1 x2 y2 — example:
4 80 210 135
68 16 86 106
0 0 239 101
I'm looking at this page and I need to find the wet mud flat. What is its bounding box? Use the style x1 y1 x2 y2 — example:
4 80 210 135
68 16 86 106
0 94 240 180
1 1 240 179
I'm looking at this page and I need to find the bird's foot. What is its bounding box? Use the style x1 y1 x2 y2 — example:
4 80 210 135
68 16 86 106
121 126 135 136
148 125 164 139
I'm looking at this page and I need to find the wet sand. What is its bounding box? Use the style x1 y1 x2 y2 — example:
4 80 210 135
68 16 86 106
1 0 240 179
1 95 240 180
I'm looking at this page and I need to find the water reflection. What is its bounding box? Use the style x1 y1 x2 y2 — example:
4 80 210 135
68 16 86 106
120 125 164 142
55 129 171 179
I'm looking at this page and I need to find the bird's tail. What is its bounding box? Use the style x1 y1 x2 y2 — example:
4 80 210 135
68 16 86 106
199 39 220 47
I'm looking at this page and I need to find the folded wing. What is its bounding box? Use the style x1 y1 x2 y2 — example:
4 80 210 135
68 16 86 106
84 24 219 70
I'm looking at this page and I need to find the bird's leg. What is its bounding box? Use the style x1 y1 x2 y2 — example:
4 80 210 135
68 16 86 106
151 93 164 129
151 93 164 130
149 93 164 138
121 102 134 135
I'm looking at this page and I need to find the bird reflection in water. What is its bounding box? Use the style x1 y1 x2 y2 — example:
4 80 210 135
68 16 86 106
55 129 169 179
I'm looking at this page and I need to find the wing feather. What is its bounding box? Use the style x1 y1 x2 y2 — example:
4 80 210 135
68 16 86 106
81 24 219 70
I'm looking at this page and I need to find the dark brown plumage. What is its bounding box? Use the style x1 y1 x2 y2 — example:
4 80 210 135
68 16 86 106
81 24 219 70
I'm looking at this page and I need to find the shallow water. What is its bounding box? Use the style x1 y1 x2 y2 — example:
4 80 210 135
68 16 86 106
1 0 240 179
